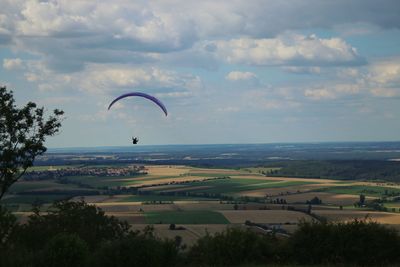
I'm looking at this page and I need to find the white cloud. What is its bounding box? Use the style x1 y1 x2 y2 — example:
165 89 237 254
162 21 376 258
282 66 321 74
2 1 398 73
225 71 257 81
212 34 364 67
216 106 240 113
39 96 78 105
367 59 400 85
370 88 399 98
304 88 336 100
3 58 23 70
333 22 381 36
79 65 202 95
21 61 202 99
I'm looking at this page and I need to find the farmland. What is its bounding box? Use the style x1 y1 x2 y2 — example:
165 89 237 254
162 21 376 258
3 163 400 246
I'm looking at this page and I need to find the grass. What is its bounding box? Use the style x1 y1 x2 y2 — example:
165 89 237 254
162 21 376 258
27 165 84 171
63 175 144 188
241 167 281 174
8 180 80 193
1 194 71 204
145 210 229 224
117 194 217 202
175 179 314 195
187 173 243 177
317 185 400 197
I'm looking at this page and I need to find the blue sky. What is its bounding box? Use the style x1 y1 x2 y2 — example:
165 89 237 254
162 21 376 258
1 0 400 147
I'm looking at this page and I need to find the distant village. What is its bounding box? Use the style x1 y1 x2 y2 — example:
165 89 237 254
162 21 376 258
23 165 147 181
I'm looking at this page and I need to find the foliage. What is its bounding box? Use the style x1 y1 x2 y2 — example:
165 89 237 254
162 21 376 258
90 232 179 267
2 199 400 266
0 86 64 199
37 233 89 267
0 205 17 246
145 210 229 224
188 227 278 266
286 219 400 266
266 160 400 182
306 196 322 205
16 200 130 250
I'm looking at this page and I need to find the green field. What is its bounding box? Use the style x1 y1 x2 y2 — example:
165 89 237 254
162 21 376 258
167 179 314 195
8 180 81 193
63 175 144 188
117 194 218 202
241 167 282 174
318 185 400 197
1 194 71 205
27 165 84 171
145 210 229 224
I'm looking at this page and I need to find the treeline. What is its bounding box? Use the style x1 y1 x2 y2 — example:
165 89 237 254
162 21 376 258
264 160 400 182
2 201 400 266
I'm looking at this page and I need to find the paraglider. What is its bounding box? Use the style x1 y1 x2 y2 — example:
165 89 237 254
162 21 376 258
107 92 168 116
108 92 168 145
132 137 139 144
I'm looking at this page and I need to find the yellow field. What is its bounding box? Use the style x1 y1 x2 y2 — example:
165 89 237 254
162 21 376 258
9 164 400 243
219 210 313 224
281 192 365 205
130 224 232 246
313 210 400 224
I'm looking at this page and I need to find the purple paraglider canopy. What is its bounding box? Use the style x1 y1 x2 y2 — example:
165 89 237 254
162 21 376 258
107 92 168 116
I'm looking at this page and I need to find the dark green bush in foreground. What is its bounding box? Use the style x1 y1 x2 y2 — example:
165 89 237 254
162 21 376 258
286 220 400 266
188 227 279 266
1 201 400 266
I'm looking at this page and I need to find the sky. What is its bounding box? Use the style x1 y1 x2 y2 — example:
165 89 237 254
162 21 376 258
1 0 400 147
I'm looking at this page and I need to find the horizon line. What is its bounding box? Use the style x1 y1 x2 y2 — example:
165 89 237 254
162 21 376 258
47 140 400 151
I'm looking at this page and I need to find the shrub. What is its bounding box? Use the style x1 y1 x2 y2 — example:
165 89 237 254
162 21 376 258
188 227 279 266
286 219 400 266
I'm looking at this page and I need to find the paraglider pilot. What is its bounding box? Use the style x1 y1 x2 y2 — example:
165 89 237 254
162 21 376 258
132 137 139 144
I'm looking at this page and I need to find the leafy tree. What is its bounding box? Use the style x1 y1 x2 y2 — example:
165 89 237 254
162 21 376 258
90 232 179 267
0 205 17 247
306 196 322 205
0 86 64 199
359 193 366 205
188 227 279 266
286 219 400 265
37 233 89 267
17 200 131 250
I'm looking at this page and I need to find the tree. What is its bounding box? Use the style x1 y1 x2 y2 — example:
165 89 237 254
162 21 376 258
18 200 131 250
0 86 64 200
359 194 366 205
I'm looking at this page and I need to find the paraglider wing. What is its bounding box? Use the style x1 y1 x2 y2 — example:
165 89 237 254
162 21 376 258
107 92 168 116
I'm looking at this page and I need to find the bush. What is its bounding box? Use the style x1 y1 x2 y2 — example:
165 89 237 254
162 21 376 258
188 227 279 266
90 232 179 267
16 200 130 250
286 219 400 266
0 205 17 247
37 233 89 267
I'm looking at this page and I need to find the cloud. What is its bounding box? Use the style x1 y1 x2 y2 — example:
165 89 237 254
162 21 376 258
282 66 321 74
367 59 400 85
3 58 23 70
212 34 364 67
364 58 400 97
78 65 202 95
244 89 302 110
21 61 202 99
225 71 257 81
304 88 336 100
370 88 399 98
38 96 79 105
216 106 240 113
1 1 398 73
0 28 12 45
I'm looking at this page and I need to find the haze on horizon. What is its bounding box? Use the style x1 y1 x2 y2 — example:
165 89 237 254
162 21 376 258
1 0 400 148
